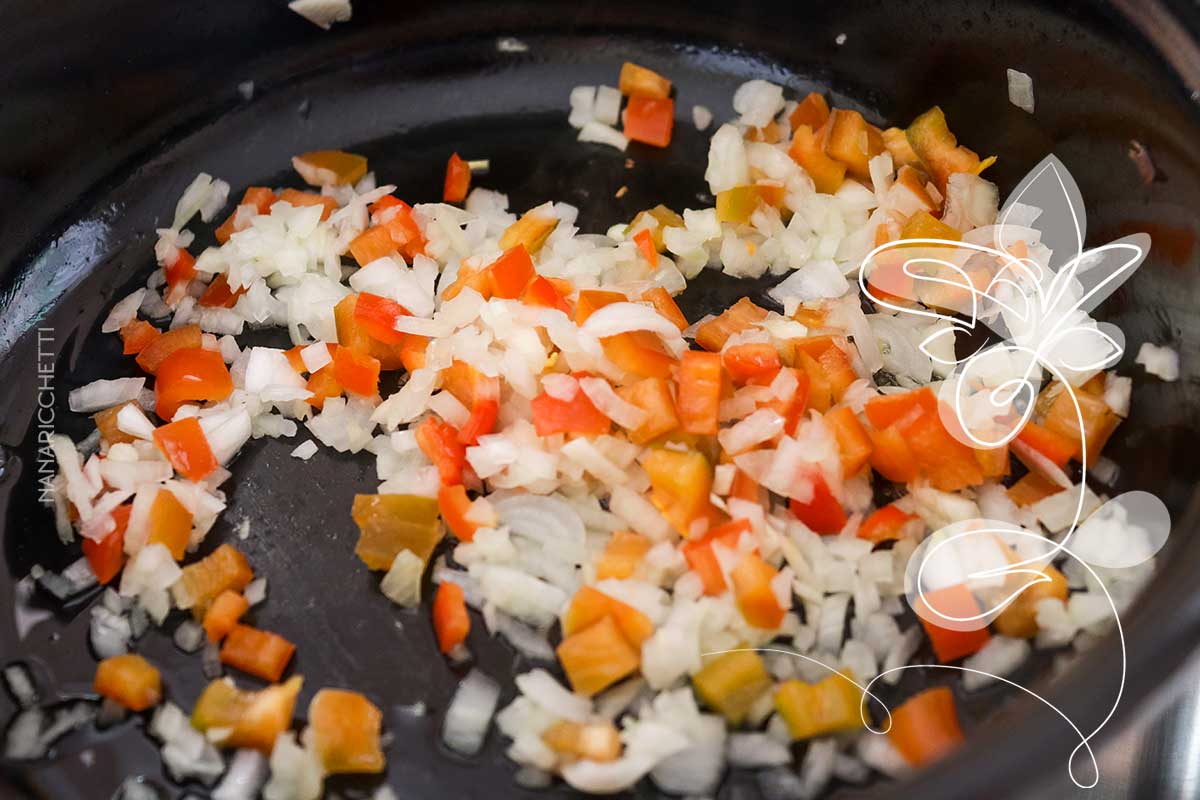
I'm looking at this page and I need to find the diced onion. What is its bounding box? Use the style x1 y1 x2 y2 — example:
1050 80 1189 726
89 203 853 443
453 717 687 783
443 669 501 755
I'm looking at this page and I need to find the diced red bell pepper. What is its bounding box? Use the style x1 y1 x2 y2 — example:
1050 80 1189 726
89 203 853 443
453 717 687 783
348 225 398 268
305 365 343 410
353 292 408 346
220 625 296 682
795 337 856 401
432 582 470 654
681 518 752 595
693 298 768 352
154 347 233 420
438 484 489 543
136 324 202 374
277 188 338 220
722 343 781 384
458 376 499 445
521 275 570 313
487 244 536 299
333 347 381 397
415 416 466 486
334 294 407 370
215 187 277 243
824 406 874 478
867 425 920 483
120 319 161 355
530 387 612 437
198 274 247 308
83 504 131 584
153 416 219 481
898 407 984 492
164 249 197 302
914 583 991 663
1014 420 1076 470
602 332 678 380
633 228 658 267
616 376 678 444
443 153 471 203
371 195 427 261
677 350 723 435
624 96 675 148
858 504 918 544
788 471 847 535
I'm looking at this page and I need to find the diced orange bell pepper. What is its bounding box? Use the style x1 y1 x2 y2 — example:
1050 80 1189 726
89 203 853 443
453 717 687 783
191 675 302 753
203 590 250 642
624 96 674 148
438 484 491 543
858 504 919 544
352 292 408 346
677 350 723 435
681 518 752 595
899 407 985 492
883 129 923 170
602 332 678 380
640 287 687 331
564 587 654 648
722 343 781 384
644 447 713 537
530 388 611 437
486 244 535 299
557 614 641 696
775 674 865 741
433 582 470 654
867 425 920 483
146 488 193 561
796 352 833 413
1015 420 1076 470
307 689 385 774
619 62 672 99
616 377 679 444
154 347 234 420
789 124 847 194
334 294 407 370
633 228 658 267
292 150 368 187
153 417 218 481
94 654 161 712
1041 388 1120 467
788 472 847 534
789 92 830 131
1008 471 1064 507
305 365 343 411
731 552 786 629
541 720 622 762
215 187 277 244
888 686 965 767
443 153 471 203
415 416 466 486
83 504 130 584
574 289 626 324
400 335 429 373
120 319 161 355
823 109 885 181
348 226 399 267
596 531 652 580
824 406 873 477
351 494 442 570
173 543 254 617
864 387 939 430
905 107 981 192
135 324 202 374
220 624 296 682
440 262 493 302
521 275 570 313
900 210 961 243
371 195 427 261
457 376 499 446
93 403 137 446
795 337 856 401
628 205 684 250
333 346 381 397
974 443 1011 479
729 468 762 503
914 583 991 663
276 188 338 221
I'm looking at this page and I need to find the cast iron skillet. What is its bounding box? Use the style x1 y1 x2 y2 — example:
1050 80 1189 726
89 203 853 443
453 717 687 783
3 1 1200 798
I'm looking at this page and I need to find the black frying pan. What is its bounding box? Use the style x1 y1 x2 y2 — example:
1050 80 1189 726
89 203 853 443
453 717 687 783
3 1 1200 798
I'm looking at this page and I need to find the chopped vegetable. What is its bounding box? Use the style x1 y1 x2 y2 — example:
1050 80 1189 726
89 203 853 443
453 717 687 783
623 96 675 148
824 406 873 477
192 675 303 752
414 417 468 485
562 586 654 647
542 720 622 762
681 518 751 595
146 488 193 561
292 150 368 187
789 124 846 194
677 351 723 435
730 552 786 629
333 346 381 397
775 674 864 740
615 377 679 444
203 590 250 642
644 447 713 536
823 109 885 180
351 493 443 570
531 386 612 437
94 654 162 712
715 184 786 224
135 324 203 374
914 584 991 662
353 292 408 345
154 347 234 420
500 212 559 255
444 153 471 203
905 106 981 191
692 650 772 724
788 472 847 535
595 531 652 580
993 562 1068 638
557 614 641 696
788 91 830 131
618 62 672 99
120 319 161 355
857 504 919 544
307 689 386 773
173 543 254 617
153 417 218 481
83 504 130 584
888 686 964 766
433 582 471 654
220 624 296 682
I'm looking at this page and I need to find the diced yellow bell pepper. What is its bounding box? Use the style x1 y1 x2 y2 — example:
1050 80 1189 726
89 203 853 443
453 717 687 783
775 674 865 740
899 210 961 243
307 689 386 774
629 205 685 251
882 127 922 169
715 184 787 225
904 107 981 192
191 675 303 752
692 650 773 725
823 109 885 181
351 494 442 571
788 125 846 195
291 150 368 187
993 562 1068 638
499 210 559 254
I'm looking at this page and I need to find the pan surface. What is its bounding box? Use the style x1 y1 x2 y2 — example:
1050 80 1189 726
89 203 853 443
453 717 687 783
3 1 1200 798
